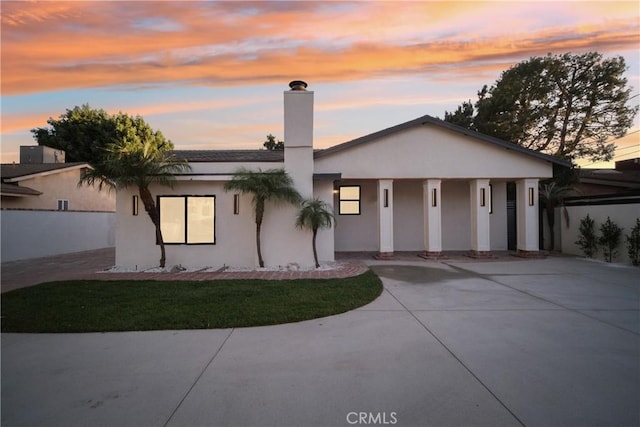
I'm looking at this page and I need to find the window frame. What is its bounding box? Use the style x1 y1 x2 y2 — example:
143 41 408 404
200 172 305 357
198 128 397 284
338 185 361 215
57 199 69 211
157 195 216 245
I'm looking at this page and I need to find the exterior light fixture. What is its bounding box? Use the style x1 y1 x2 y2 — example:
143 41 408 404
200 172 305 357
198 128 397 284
383 189 389 207
133 195 139 216
233 194 240 215
528 187 535 206
431 188 437 207
480 188 486 207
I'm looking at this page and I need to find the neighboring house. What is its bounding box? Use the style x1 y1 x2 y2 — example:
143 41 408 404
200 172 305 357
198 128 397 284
115 81 569 269
1 162 115 212
575 158 640 196
1 146 116 262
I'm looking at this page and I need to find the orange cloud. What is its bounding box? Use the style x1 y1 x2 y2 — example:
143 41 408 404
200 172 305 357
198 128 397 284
1 2 638 96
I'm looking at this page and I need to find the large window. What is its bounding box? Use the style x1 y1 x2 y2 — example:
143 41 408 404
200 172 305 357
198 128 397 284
159 196 215 244
339 185 361 215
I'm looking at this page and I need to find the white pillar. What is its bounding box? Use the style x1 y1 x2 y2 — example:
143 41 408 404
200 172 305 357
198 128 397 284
377 179 394 258
422 179 442 256
470 179 491 255
516 178 539 254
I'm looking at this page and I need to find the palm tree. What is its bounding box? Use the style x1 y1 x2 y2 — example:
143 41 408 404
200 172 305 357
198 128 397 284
81 116 190 268
224 168 301 267
296 198 335 268
539 181 576 251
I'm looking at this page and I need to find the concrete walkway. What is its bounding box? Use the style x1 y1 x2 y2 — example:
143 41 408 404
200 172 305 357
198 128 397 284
2 256 639 426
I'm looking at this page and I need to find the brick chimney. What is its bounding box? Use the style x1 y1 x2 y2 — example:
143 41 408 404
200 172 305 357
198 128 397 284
284 80 314 198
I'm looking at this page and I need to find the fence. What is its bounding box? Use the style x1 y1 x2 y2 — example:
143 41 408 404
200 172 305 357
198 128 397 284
558 194 639 264
1 209 115 262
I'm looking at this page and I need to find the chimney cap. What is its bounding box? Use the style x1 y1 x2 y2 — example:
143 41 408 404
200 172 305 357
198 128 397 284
289 80 308 91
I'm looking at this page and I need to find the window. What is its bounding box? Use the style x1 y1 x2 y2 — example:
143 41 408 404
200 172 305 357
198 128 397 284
339 185 360 215
57 199 69 211
159 196 215 244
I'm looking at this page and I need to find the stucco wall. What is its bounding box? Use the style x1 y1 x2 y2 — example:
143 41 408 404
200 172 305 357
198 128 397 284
1 210 115 262
560 203 640 264
115 178 332 269
334 180 378 251
315 125 553 180
333 179 509 253
441 181 471 250
490 181 508 251
2 168 115 212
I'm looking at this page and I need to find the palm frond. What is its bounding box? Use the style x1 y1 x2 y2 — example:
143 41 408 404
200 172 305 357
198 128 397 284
296 198 335 231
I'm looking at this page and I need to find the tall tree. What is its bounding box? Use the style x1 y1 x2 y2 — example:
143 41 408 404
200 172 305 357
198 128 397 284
224 168 301 267
63 110 190 267
263 134 284 151
31 104 116 163
296 198 335 268
445 52 638 162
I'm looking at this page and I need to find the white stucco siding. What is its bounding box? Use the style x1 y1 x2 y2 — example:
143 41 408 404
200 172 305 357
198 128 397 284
393 181 425 251
441 181 472 250
314 125 553 179
489 181 509 250
334 181 378 251
115 181 256 269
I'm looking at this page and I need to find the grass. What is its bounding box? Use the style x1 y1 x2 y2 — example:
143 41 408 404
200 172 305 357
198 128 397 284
0 271 382 333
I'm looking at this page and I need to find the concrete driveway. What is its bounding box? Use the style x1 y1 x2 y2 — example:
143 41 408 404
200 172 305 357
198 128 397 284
2 256 639 426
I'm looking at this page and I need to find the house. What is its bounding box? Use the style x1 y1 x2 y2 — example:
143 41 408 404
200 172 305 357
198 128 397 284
1 146 116 262
1 146 115 212
114 81 569 269
575 158 640 196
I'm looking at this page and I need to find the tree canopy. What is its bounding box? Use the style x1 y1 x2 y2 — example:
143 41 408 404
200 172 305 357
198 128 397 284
31 104 118 163
34 105 188 267
445 52 638 162
263 134 284 151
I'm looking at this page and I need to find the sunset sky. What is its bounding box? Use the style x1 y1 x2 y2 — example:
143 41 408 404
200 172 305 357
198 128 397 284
2 1 639 168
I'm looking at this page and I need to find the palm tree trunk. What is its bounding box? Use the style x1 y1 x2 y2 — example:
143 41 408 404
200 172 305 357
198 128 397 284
138 185 166 268
256 220 264 268
255 198 265 268
312 228 319 268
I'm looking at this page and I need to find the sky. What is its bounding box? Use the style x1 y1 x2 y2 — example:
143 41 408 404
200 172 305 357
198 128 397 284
1 1 639 168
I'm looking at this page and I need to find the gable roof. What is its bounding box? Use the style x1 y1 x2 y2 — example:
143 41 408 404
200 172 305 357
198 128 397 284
313 114 571 167
0 162 88 182
172 150 284 163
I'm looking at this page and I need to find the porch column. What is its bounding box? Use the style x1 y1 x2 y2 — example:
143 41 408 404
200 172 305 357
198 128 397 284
376 179 394 259
422 179 443 258
516 178 539 255
469 179 491 257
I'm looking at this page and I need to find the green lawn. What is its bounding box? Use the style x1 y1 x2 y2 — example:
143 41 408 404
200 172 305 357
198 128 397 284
1 271 382 333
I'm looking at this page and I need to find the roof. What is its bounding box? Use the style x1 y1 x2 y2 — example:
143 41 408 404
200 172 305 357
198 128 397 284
0 162 88 181
172 150 284 163
579 168 640 187
1 183 42 197
313 115 572 167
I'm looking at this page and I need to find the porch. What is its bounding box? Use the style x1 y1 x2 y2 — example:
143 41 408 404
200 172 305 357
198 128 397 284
332 178 541 259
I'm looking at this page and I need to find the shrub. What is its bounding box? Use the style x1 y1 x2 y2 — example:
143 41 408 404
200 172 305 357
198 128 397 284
626 218 640 266
598 217 622 263
575 214 598 258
